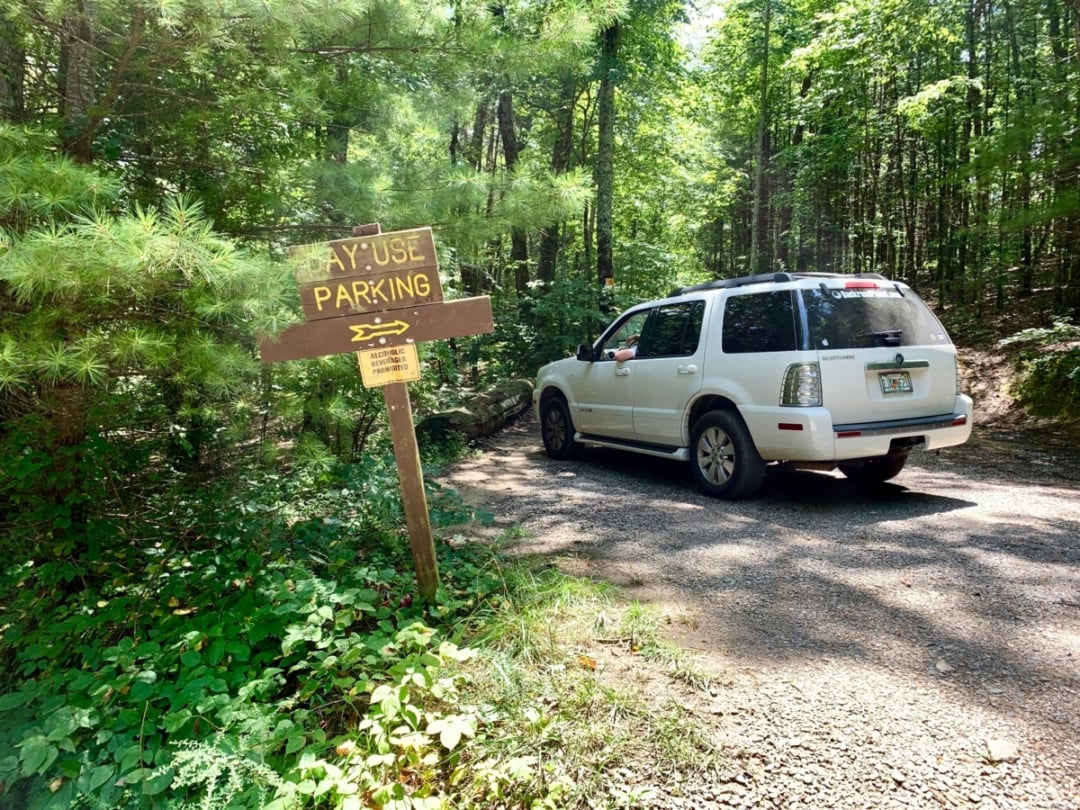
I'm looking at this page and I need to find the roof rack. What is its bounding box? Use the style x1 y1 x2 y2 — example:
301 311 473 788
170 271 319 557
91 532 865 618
669 271 888 297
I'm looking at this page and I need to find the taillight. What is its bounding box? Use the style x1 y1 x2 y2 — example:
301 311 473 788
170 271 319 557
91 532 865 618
780 363 821 407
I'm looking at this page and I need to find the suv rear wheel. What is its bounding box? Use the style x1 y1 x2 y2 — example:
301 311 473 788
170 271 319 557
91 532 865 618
690 410 766 499
540 396 580 459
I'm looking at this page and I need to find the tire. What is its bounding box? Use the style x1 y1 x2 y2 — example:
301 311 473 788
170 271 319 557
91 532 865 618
690 410 766 499
839 452 909 484
540 396 580 460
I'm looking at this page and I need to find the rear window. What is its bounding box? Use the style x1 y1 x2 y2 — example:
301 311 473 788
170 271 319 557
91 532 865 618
802 285 951 349
722 291 798 353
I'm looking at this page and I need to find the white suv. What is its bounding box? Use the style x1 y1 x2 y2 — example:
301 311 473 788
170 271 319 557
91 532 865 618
533 272 973 499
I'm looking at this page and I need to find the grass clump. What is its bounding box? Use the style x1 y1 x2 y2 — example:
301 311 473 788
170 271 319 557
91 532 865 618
451 554 725 809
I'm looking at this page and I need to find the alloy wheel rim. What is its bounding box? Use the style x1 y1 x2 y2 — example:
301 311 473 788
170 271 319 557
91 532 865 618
545 410 566 449
697 426 735 484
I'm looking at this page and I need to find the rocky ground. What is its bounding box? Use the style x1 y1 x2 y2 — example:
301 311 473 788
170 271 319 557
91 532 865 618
438 350 1080 809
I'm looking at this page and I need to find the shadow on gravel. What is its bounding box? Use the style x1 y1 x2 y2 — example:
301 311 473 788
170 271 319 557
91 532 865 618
448 422 1080 738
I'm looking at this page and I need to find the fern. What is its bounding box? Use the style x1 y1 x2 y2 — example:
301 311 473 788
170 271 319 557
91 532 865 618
163 733 298 810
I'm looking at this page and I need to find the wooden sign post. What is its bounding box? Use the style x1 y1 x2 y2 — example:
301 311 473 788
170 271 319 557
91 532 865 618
260 224 494 601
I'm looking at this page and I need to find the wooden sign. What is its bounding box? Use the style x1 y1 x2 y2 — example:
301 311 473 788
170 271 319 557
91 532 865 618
294 227 438 283
259 296 493 362
298 267 443 320
260 223 494 603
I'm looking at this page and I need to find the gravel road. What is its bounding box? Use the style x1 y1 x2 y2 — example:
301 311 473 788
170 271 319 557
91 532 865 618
439 415 1080 810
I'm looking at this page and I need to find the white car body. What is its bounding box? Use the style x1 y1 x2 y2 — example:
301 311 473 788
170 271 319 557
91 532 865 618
533 272 973 499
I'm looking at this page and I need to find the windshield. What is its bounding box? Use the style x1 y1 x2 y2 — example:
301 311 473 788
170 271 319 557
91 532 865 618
801 285 951 349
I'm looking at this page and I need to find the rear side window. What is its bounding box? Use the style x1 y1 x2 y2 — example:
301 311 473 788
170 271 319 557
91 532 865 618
802 286 951 349
722 291 798 353
637 301 705 358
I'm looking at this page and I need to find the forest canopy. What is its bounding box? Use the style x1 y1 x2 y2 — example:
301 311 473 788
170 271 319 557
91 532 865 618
3 0 1077 312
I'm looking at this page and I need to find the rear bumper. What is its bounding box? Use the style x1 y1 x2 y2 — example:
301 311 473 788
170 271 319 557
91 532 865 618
741 394 974 461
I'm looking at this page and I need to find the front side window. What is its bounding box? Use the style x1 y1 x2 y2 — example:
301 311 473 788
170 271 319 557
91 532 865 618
599 311 650 359
802 286 951 349
636 301 705 358
722 291 798 353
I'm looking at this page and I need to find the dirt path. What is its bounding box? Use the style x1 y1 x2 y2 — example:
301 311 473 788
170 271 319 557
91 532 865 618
439 415 1080 809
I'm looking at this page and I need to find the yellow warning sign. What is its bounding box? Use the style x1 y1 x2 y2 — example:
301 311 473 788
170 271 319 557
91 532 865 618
357 344 420 387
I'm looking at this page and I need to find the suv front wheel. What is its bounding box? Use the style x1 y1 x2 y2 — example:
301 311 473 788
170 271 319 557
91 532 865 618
540 396 581 460
690 410 766 499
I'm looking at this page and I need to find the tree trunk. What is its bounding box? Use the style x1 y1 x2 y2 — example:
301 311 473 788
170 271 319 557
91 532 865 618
0 19 25 122
415 380 533 442
467 101 490 172
750 0 772 275
538 76 578 283
59 1 96 163
595 21 620 298
497 90 530 295
779 73 812 271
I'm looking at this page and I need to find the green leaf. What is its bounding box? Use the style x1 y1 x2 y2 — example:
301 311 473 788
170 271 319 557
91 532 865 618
44 706 79 741
163 709 193 733
0 690 29 711
130 678 157 702
57 757 82 778
285 733 307 754
143 769 173 796
88 763 114 791
225 641 251 662
18 734 59 776
427 714 476 751
117 744 144 773
207 637 225 666
369 683 394 704
0 754 18 782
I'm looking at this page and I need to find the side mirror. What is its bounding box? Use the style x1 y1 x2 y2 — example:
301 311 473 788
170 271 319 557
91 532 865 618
576 343 595 361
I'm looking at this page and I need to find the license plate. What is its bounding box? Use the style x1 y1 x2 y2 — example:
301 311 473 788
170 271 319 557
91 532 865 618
879 371 913 394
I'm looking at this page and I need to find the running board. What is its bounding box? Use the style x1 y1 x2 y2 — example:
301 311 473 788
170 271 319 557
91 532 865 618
574 433 689 462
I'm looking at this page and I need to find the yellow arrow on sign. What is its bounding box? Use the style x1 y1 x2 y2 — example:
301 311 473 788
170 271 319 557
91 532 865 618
349 320 410 341
260 296 493 363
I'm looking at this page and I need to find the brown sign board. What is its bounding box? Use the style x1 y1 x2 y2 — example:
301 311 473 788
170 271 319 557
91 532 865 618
293 227 438 285
259 296 494 363
297 265 443 320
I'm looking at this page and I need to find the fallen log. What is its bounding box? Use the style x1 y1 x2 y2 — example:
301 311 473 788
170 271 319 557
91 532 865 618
416 379 533 442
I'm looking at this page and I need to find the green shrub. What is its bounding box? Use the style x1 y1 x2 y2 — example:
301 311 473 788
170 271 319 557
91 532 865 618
0 456 507 810
999 319 1080 422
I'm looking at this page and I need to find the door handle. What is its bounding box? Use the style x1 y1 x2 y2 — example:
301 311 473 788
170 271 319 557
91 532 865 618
615 367 630 376
677 364 698 374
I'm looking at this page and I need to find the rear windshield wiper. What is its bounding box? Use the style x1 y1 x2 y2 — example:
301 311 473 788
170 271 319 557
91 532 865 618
861 329 903 346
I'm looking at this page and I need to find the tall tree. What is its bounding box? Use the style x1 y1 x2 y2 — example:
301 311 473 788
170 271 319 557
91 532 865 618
536 75 581 282
497 90 531 294
0 18 25 122
750 0 773 274
595 20 622 295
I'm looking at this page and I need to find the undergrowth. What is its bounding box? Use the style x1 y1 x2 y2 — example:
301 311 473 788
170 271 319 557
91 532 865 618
0 455 720 809
999 319 1080 424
